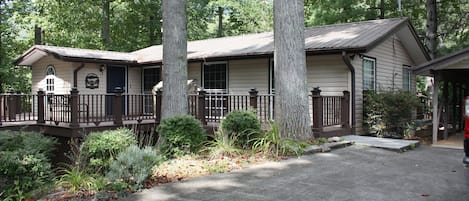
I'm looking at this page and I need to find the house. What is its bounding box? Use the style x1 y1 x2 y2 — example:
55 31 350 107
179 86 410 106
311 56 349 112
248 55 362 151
4 17 429 136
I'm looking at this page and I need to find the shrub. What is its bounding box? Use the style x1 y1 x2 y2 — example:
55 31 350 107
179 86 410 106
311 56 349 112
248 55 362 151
250 123 304 157
56 164 95 194
81 128 136 173
106 145 162 190
220 110 261 148
202 129 242 159
0 131 57 200
363 90 419 137
157 115 206 158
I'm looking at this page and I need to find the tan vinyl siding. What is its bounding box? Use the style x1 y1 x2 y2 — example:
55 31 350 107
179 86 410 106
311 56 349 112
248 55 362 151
307 55 350 95
188 62 202 88
228 58 270 94
354 35 417 134
365 35 416 91
31 55 73 94
75 63 106 94
127 67 142 94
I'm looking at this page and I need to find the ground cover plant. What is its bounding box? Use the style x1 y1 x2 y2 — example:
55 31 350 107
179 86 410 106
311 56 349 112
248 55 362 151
0 131 57 201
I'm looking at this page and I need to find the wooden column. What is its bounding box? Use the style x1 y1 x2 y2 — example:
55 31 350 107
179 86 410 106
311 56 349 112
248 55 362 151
249 88 258 111
197 89 207 125
70 88 79 128
341 91 350 128
37 89 45 124
432 72 440 144
312 87 323 133
443 80 449 140
113 87 124 126
155 90 162 123
7 88 16 121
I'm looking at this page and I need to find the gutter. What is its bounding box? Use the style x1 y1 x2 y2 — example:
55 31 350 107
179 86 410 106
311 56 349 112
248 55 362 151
73 63 85 88
342 51 356 134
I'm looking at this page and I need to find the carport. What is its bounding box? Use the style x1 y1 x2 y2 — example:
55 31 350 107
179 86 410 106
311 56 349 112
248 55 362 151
414 47 469 144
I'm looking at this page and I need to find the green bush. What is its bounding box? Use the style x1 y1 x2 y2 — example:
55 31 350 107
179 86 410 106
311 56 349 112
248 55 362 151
56 164 96 194
106 145 162 190
0 131 57 200
220 110 261 148
363 91 419 137
81 128 136 173
157 115 206 158
251 123 304 157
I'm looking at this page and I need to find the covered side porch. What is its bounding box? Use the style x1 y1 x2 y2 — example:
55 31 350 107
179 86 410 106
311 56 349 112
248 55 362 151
414 47 469 147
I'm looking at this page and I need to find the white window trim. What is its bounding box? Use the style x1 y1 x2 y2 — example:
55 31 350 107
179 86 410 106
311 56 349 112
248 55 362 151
362 57 376 91
202 61 228 93
45 65 56 93
402 65 411 91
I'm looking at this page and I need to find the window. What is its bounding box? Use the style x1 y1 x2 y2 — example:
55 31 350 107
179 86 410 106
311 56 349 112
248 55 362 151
143 67 161 93
362 57 376 90
203 62 227 92
45 65 55 93
402 65 411 91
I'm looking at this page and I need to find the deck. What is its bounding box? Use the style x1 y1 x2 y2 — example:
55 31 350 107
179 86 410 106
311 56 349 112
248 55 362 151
0 89 352 138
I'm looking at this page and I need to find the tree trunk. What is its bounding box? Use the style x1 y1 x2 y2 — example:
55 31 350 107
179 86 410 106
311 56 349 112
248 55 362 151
161 0 188 119
273 0 312 140
149 15 156 45
426 0 437 59
102 0 111 49
379 0 384 19
217 6 223 37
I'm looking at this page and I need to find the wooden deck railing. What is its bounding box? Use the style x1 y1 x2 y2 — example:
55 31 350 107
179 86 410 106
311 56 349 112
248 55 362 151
0 87 350 132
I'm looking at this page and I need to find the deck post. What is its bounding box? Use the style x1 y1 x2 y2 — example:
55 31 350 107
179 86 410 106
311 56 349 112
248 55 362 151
198 89 207 125
155 90 162 123
312 87 323 133
70 88 79 128
249 88 258 111
37 89 45 124
7 88 16 121
113 87 124 126
341 90 350 128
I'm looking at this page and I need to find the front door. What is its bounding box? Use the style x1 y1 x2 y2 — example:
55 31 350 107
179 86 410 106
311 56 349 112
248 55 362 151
106 65 126 115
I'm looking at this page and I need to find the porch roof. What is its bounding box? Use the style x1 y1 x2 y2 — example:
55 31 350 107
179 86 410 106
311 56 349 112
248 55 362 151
414 47 469 76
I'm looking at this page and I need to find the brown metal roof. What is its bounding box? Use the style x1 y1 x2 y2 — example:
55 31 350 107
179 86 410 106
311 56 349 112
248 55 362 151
16 18 427 66
133 18 418 63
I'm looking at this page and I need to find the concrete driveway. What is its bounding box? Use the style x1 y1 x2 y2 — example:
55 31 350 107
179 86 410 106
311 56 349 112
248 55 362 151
127 146 469 201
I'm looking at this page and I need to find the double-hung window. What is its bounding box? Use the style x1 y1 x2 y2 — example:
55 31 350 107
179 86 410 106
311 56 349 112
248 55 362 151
203 62 227 93
362 57 376 91
402 65 411 91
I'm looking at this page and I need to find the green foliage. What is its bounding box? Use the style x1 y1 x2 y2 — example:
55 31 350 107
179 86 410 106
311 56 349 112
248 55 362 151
81 128 136 174
106 145 162 190
202 129 242 159
56 164 95 194
250 123 304 157
363 91 419 137
221 110 261 148
0 131 57 200
157 115 206 158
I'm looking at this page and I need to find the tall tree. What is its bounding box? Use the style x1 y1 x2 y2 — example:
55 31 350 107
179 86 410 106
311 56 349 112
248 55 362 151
102 0 111 49
161 0 188 119
426 0 437 59
273 0 311 140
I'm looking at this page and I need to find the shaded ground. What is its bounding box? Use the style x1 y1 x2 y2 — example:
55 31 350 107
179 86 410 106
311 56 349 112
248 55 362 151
125 146 469 201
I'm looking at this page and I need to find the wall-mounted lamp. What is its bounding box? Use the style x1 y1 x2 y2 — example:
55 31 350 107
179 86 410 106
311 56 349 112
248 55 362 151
99 65 105 73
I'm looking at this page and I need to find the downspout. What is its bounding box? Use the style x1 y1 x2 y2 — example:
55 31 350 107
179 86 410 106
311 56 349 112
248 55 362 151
73 63 85 88
342 51 356 134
